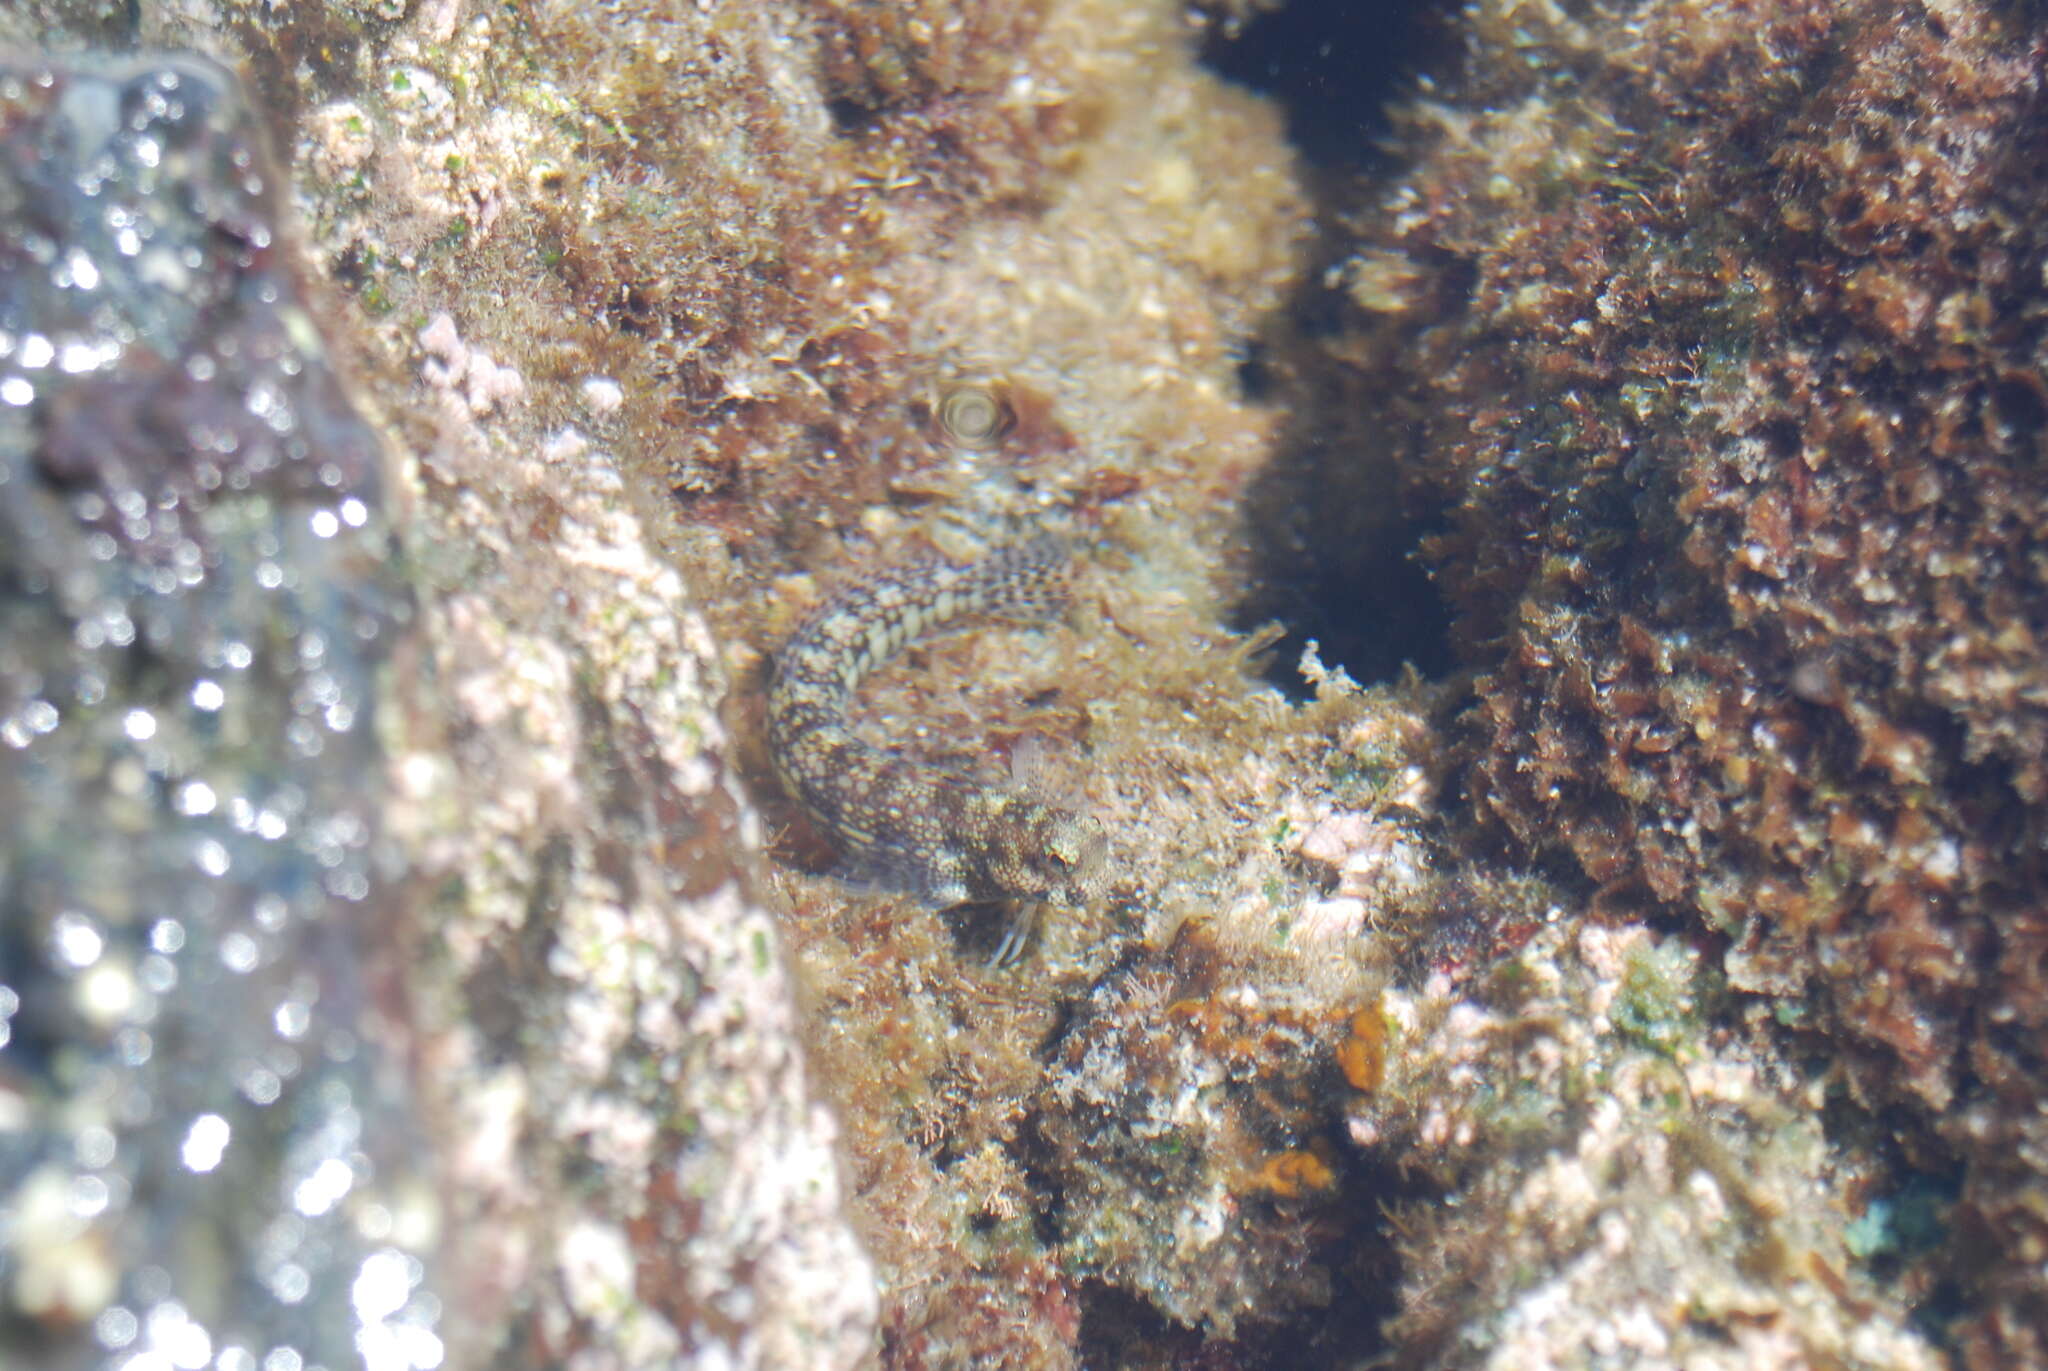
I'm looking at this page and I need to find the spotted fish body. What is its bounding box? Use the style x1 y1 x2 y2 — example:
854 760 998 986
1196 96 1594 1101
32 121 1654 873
767 533 1108 907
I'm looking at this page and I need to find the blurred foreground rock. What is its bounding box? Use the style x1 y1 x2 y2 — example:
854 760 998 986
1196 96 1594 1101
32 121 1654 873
0 48 426 1370
0 46 873 1371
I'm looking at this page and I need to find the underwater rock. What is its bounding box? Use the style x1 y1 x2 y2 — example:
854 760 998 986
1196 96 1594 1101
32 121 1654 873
1355 923 1945 1371
0 40 880 1371
1253 0 2048 1360
1031 926 1348 1338
0 49 425 1371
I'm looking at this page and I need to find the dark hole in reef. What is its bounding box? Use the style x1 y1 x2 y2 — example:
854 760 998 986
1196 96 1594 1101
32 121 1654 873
330 241 374 296
1994 375 2048 440
1227 261 1461 696
824 96 880 134
1233 405 1459 697
1197 0 1460 170
1202 0 1464 694
942 899 1029 963
1235 339 1278 403
1248 509 1455 696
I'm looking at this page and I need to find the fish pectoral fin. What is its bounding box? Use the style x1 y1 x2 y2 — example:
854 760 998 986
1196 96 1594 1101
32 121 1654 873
918 877 973 910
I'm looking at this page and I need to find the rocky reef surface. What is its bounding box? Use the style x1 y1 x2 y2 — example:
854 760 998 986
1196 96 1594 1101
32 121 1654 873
1253 0 2048 1361
1 0 2041 1368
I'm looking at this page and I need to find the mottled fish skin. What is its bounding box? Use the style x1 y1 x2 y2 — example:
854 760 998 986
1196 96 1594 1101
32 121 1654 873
767 533 1109 907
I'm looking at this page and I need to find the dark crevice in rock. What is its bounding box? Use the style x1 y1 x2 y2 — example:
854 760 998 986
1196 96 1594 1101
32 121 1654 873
1230 266 1461 695
1065 1149 1418 1369
1197 0 1459 171
1203 0 1464 694
1238 455 1458 696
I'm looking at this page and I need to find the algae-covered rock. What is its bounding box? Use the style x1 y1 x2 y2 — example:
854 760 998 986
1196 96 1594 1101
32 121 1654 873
0 39 874 1371
1358 924 1944 1371
1261 0 2048 1360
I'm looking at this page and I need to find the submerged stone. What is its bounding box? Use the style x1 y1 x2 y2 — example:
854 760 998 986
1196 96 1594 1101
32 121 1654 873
0 50 429 1371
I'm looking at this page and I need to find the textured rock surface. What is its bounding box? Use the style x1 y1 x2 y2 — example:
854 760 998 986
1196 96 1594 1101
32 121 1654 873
1260 0 2048 1361
0 38 872 1371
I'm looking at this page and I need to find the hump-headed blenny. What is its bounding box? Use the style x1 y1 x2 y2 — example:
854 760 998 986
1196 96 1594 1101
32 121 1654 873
767 533 1108 907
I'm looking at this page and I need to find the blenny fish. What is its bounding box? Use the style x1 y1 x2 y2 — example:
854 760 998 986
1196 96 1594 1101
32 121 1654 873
767 532 1108 908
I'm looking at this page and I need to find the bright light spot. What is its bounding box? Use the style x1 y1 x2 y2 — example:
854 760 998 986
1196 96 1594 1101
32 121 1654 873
351 1250 413 1322
273 1000 310 1039
292 1157 355 1216
145 1300 213 1371
181 1114 231 1173
65 249 101 291
353 1249 440 1371
309 509 339 539
52 911 104 968
219 932 258 974
58 339 113 373
196 840 230 877
175 782 216 816
0 376 31 406
401 1328 445 1370
70 1173 111 1217
358 1323 445 1371
19 334 53 368
76 961 137 1023
123 709 157 741
340 497 368 527
191 680 226 711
